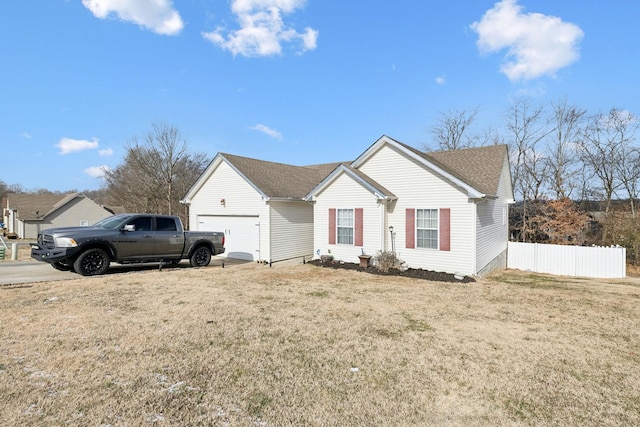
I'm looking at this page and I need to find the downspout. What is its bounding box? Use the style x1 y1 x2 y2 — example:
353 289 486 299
380 201 386 253
471 201 478 275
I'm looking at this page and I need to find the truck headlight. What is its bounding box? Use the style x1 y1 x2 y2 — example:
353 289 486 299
55 237 78 248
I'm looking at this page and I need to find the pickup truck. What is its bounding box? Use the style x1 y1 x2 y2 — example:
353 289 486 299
31 214 225 276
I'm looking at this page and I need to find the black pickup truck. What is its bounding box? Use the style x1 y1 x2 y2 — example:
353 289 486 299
31 214 225 276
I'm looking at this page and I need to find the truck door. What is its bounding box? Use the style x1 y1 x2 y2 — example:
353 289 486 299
116 216 155 260
153 217 185 258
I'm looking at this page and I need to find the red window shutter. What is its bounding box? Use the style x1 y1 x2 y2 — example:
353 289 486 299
329 208 336 244
440 208 450 251
406 208 415 249
355 208 363 246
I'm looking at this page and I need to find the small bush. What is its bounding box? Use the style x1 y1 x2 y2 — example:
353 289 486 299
373 251 404 273
320 254 334 264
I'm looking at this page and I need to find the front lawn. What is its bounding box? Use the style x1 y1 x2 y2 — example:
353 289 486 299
1 264 638 426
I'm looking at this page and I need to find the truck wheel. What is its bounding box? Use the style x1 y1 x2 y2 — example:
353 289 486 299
51 261 73 272
73 248 110 276
189 246 211 267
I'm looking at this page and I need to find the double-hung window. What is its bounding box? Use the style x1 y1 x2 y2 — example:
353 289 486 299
416 209 438 249
336 209 354 245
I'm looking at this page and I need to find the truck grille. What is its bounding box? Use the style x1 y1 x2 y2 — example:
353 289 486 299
38 234 55 249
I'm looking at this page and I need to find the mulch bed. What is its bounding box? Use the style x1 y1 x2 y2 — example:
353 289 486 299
307 259 475 283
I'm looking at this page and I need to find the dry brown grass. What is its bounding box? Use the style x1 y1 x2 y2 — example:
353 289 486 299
1 263 639 426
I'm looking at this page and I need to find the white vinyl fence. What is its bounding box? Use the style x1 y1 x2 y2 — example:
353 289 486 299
507 242 626 278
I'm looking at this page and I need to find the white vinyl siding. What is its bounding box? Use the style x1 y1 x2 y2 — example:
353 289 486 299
188 160 270 260
357 143 475 275
314 173 382 263
188 159 315 263
416 209 438 249
475 155 511 273
337 209 354 244
269 201 314 262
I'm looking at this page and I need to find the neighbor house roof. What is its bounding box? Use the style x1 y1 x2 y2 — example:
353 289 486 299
219 153 344 200
4 193 81 220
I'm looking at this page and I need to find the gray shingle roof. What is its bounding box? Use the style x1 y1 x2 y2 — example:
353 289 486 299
221 140 508 200
392 140 508 196
221 153 344 199
5 193 80 220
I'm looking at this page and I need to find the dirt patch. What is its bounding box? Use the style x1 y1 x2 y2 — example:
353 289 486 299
307 259 476 283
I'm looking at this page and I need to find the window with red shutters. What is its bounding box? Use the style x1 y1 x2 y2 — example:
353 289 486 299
406 208 450 251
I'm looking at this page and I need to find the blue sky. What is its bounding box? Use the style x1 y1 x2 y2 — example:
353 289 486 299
1 0 638 192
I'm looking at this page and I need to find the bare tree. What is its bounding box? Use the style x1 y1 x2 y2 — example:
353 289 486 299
578 109 637 213
616 143 640 218
504 97 552 241
103 123 209 225
545 98 586 198
578 109 639 243
427 107 479 151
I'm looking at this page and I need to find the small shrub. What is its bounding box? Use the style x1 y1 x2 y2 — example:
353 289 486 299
320 254 334 264
372 251 404 273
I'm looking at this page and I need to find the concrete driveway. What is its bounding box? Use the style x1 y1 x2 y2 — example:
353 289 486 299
0 261 78 285
0 256 250 286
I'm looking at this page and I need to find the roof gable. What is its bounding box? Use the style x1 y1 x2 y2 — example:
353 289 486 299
182 153 343 202
305 164 397 201
350 135 510 198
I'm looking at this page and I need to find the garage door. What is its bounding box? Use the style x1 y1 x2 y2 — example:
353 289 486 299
197 215 260 261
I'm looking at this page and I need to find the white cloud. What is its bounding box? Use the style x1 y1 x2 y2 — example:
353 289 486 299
202 0 318 57
82 0 184 35
85 165 111 178
56 137 99 155
251 124 283 140
435 76 446 85
20 132 32 139
470 0 583 81
99 148 114 156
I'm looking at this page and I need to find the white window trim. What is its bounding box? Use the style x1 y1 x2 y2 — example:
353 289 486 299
416 208 439 250
337 208 354 245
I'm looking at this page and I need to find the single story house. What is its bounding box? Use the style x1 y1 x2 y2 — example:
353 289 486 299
182 135 513 276
305 136 514 277
181 153 341 261
1 193 113 239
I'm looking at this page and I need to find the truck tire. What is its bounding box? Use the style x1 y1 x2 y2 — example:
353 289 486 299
189 246 211 267
73 248 110 276
51 261 73 272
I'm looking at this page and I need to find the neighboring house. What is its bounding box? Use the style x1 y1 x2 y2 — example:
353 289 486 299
181 153 341 261
1 193 113 239
306 136 514 276
183 135 513 276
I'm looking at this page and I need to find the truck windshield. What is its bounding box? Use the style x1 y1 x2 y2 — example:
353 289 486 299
92 215 133 229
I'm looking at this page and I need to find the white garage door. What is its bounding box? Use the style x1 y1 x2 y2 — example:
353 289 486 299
197 215 260 261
